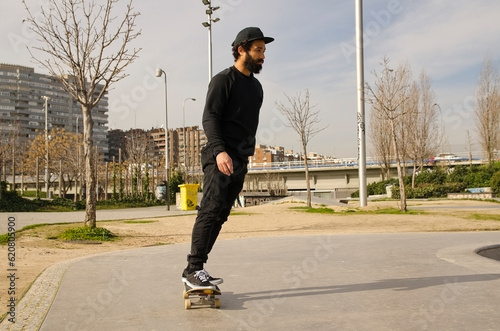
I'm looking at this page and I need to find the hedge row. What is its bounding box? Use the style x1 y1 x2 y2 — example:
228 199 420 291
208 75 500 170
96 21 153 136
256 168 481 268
352 162 500 198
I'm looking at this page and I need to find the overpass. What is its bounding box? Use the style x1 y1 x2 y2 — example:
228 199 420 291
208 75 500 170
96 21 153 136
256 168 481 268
245 162 390 198
244 159 485 198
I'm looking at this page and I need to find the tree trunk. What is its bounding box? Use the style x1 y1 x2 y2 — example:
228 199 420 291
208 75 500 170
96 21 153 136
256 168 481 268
303 144 311 208
390 123 407 211
83 105 97 228
411 163 417 189
59 160 63 198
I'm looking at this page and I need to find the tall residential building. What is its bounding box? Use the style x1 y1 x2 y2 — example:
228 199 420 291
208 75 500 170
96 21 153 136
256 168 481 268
181 126 207 170
151 125 207 170
0 63 109 155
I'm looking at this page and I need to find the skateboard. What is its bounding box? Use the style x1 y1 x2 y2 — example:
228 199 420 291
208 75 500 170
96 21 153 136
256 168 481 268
183 283 221 309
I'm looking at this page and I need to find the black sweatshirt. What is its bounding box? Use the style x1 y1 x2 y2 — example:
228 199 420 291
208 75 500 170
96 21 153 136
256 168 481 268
202 66 263 160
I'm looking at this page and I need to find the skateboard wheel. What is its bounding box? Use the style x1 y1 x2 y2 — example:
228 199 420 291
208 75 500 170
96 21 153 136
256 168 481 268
183 290 189 299
214 298 221 308
185 299 191 310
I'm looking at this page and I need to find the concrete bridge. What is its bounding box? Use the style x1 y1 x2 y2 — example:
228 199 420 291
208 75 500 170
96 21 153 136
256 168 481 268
244 159 484 198
245 163 391 199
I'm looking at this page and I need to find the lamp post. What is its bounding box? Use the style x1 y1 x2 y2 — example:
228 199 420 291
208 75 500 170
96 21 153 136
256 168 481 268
155 68 170 210
183 98 196 182
355 0 367 207
42 96 50 197
202 0 220 81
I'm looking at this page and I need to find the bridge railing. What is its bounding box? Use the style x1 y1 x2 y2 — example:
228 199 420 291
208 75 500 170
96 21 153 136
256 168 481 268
247 157 485 171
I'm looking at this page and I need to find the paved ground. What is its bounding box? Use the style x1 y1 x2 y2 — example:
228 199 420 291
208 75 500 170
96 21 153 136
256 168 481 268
0 204 193 234
2 231 500 331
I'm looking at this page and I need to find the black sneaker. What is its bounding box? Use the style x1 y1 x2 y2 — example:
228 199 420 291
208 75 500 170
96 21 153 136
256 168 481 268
182 269 223 286
201 269 223 285
184 270 214 288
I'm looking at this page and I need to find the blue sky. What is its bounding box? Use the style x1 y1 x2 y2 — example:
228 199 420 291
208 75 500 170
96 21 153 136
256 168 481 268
2 0 499 158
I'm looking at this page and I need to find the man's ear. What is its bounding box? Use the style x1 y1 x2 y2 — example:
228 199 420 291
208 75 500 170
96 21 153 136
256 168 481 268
237 45 246 56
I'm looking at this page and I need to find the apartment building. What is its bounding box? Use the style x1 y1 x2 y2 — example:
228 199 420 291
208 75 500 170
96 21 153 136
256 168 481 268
0 63 109 155
111 126 207 170
249 145 286 167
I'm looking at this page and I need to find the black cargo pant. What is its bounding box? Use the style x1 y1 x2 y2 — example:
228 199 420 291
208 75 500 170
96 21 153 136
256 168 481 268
187 146 248 270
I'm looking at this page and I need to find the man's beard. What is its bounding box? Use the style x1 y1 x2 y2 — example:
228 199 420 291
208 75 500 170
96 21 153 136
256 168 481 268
244 53 263 74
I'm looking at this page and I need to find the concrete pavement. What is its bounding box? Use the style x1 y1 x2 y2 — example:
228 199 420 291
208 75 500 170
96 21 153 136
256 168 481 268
0 205 194 234
2 232 499 331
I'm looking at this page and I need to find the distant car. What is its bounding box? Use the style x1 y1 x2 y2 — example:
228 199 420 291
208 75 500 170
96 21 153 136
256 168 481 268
432 153 460 162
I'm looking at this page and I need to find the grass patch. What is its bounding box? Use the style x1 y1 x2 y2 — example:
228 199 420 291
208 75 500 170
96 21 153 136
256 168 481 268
57 227 116 242
20 223 54 231
0 222 67 245
290 206 425 215
123 220 158 224
369 208 424 215
290 207 335 214
0 233 11 245
468 213 500 221
230 211 256 216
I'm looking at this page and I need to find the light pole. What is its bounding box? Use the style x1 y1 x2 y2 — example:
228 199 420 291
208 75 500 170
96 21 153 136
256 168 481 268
42 96 50 198
355 0 367 207
202 0 220 81
155 68 170 210
183 98 196 182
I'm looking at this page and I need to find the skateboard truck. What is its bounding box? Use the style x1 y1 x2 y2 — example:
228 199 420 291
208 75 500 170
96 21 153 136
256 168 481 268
183 284 221 309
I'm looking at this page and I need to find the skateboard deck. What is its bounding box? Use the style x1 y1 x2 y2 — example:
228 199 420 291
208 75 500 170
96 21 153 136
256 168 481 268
183 283 221 309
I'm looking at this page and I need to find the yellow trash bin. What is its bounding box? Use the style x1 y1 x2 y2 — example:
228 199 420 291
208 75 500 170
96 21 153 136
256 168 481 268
178 184 199 211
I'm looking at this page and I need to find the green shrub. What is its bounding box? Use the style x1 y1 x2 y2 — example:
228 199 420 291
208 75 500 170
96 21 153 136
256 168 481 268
446 165 473 183
351 178 398 198
391 182 467 199
491 171 500 195
0 190 45 212
415 167 447 185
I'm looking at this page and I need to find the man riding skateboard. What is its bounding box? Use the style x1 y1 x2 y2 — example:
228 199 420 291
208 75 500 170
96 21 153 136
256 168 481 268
182 27 274 288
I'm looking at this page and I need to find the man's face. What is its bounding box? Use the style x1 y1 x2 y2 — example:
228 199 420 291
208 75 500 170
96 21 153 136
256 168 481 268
244 40 266 74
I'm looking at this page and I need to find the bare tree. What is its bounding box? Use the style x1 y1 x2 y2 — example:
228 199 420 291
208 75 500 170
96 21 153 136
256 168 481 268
25 128 82 196
406 70 439 187
275 90 328 207
124 129 151 198
369 101 393 180
7 122 28 193
474 54 500 165
23 0 141 227
366 57 412 211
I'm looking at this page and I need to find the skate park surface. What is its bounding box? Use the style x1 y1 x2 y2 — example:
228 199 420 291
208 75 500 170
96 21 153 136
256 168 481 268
4 231 500 331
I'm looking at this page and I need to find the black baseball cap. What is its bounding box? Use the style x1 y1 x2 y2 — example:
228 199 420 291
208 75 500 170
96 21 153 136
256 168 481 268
232 27 274 46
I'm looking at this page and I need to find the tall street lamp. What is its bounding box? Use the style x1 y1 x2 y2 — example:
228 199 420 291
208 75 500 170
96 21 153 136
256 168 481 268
202 0 220 81
355 0 367 207
155 68 170 210
42 96 50 197
183 98 196 182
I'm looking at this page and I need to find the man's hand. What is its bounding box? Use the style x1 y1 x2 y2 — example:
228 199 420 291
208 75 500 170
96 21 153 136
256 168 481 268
216 151 233 176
